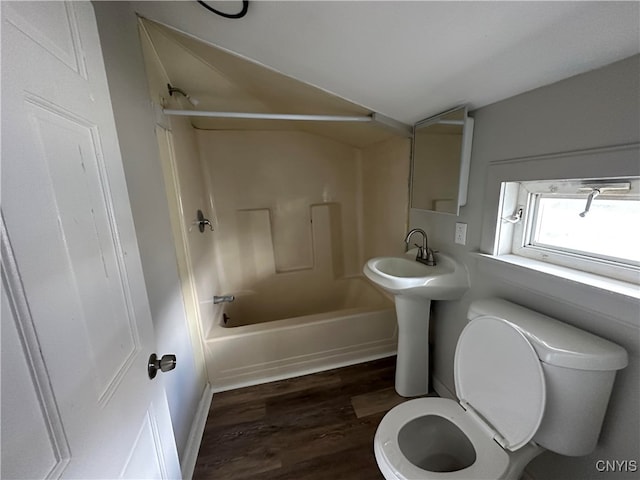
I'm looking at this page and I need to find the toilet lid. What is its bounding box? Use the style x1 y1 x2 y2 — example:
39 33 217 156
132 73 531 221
454 316 546 451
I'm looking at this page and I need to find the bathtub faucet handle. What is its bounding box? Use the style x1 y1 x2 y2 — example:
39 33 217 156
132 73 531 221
213 295 235 304
193 209 214 233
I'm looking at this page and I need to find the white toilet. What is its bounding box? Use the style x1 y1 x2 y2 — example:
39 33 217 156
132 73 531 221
374 298 628 480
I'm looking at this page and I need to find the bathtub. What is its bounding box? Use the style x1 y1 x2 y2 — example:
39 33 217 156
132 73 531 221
205 277 397 392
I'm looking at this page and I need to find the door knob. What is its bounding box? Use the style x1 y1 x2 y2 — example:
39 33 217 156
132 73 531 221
148 353 177 379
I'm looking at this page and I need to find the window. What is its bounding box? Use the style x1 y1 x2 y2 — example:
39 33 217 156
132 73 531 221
496 177 640 284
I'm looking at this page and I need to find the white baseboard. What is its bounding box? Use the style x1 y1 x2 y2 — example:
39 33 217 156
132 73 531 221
180 384 213 480
432 375 457 400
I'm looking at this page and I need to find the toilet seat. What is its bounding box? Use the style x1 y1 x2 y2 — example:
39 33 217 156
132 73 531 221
455 316 546 450
375 397 510 480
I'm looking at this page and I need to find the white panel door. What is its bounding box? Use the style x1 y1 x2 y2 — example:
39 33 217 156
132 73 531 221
1 2 181 478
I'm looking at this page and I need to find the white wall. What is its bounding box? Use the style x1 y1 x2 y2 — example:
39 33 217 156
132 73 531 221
361 137 411 261
92 1 206 463
411 55 639 479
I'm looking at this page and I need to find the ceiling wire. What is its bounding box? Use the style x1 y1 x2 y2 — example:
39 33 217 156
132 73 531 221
197 0 249 19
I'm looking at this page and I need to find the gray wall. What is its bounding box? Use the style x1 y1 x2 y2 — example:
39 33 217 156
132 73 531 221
92 1 206 463
411 55 640 479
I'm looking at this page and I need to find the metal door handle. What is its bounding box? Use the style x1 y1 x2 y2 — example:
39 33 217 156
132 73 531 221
148 353 177 379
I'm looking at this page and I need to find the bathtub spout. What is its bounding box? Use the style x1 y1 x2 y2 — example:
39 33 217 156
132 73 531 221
213 295 235 304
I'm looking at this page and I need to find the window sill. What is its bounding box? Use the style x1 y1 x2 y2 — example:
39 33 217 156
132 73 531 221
474 253 640 301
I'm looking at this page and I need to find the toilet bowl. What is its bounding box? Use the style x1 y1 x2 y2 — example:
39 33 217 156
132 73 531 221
374 397 544 480
376 398 511 479
374 298 628 480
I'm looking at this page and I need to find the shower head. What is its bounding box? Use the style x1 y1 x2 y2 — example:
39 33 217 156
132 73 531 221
167 84 199 107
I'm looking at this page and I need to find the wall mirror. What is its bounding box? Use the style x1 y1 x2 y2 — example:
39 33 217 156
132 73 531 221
410 106 474 215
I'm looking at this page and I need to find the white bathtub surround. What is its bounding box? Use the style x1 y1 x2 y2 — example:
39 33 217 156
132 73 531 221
207 304 397 392
222 274 389 327
207 277 397 391
139 18 411 392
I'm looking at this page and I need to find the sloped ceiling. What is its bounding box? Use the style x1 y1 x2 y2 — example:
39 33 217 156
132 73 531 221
133 1 640 125
139 18 402 147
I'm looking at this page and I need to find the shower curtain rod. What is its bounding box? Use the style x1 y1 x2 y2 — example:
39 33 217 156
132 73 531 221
162 109 373 122
161 110 413 136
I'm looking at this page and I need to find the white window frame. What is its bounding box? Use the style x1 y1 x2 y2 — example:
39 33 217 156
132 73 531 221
497 177 640 284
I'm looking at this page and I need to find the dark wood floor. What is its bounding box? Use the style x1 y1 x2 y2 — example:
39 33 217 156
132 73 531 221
193 356 425 479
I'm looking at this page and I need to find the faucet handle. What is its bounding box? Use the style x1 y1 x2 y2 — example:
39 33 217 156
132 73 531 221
425 248 437 266
414 244 427 261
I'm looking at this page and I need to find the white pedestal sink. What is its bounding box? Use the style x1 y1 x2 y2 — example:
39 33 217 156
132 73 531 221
363 249 469 397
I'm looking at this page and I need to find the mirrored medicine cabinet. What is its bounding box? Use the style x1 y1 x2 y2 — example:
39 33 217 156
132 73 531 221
410 106 474 215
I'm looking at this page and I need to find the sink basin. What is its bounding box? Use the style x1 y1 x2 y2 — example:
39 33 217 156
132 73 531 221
363 249 470 397
364 250 469 299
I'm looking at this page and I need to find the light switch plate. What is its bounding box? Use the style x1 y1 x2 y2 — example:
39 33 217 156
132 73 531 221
455 222 467 245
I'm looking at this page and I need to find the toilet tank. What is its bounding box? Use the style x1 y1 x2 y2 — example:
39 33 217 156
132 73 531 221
468 299 628 457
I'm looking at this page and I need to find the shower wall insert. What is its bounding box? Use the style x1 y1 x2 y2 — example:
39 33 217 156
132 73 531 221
197 130 402 391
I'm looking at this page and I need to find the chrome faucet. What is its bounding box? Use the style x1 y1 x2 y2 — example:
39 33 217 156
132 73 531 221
213 295 235 304
404 228 436 266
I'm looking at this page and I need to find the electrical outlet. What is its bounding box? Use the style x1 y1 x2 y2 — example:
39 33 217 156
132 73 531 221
455 222 467 245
